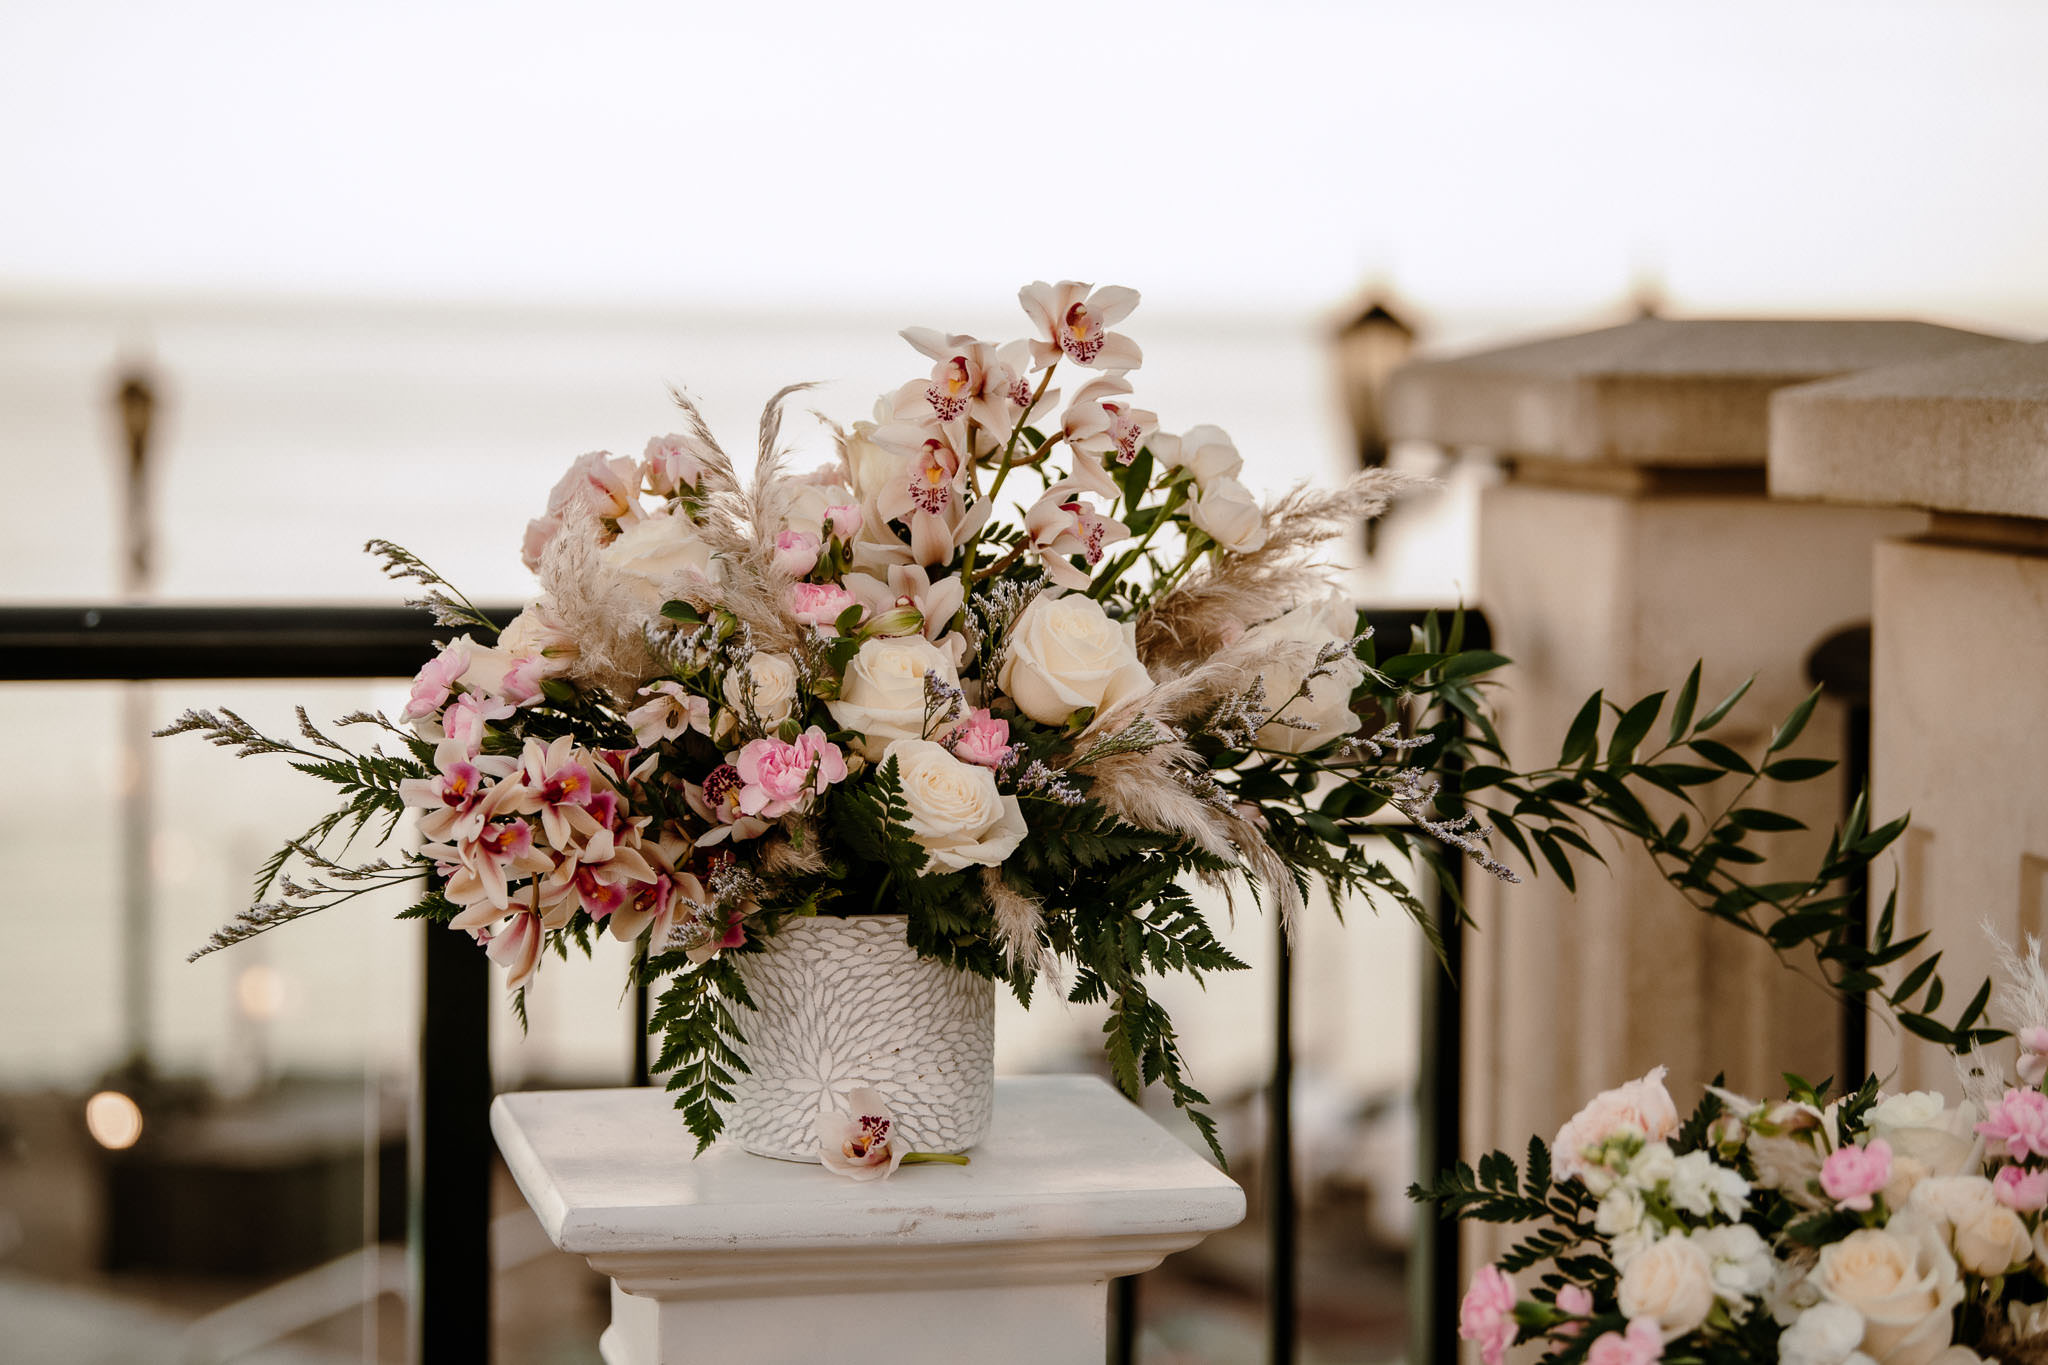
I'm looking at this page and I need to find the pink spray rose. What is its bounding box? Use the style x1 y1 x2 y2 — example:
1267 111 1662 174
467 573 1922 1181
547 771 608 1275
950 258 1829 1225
1458 1264 1517 1365
441 691 514 756
1978 1088 2048 1159
1819 1138 1893 1211
1553 1067 1682 1181
787 581 859 629
1994 1163 2048 1212
1554 1283 1594 1335
642 433 712 498
824 502 862 539
403 643 470 722
732 727 848 819
948 708 1015 768
772 529 822 578
1586 1319 1663 1365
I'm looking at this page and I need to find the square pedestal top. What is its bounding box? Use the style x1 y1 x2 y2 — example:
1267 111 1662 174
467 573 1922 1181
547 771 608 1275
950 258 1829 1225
492 1075 1244 1259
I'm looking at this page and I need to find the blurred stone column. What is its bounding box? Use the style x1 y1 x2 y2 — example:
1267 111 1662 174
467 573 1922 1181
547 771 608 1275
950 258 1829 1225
1771 339 2048 1093
1386 319 2003 1204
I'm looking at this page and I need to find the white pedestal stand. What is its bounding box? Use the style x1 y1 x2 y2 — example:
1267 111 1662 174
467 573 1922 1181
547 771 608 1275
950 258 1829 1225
492 1075 1245 1365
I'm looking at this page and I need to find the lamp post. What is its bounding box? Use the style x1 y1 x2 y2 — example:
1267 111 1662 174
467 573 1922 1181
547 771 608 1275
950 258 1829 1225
1334 296 1416 554
114 367 158 1080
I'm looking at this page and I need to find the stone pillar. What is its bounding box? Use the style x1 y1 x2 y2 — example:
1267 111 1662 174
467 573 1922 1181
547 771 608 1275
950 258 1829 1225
1386 319 2003 1193
492 1075 1244 1365
1771 339 2048 1092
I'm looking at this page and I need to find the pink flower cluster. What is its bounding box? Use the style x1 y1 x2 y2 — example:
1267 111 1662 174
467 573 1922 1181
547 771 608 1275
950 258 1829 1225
1819 1137 1892 1211
1978 1088 2048 1159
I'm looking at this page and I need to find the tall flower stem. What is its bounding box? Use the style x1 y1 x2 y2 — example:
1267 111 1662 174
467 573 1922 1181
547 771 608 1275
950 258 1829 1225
957 363 1059 613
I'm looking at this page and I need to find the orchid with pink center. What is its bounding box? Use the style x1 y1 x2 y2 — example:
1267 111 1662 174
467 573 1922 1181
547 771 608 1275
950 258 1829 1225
787 581 860 631
947 709 1016 768
772 528 822 578
641 432 715 499
1979 1087 2048 1158
402 643 470 722
733 727 848 820
1818 1137 1892 1211
605 836 704 945
1061 375 1158 467
1019 280 1142 371
1023 479 1130 590
513 735 598 848
872 420 968 519
899 330 1046 434
399 740 516 844
844 564 965 661
481 910 542 989
816 1087 906 1181
628 681 712 747
450 807 553 911
684 905 748 965
685 764 772 845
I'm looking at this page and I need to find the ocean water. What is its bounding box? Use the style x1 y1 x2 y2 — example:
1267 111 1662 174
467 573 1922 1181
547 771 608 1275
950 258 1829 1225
0 300 1473 1118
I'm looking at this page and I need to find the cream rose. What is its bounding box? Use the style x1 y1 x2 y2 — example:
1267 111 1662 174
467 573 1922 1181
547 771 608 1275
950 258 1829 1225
1907 1175 2032 1276
598 509 722 614
1813 1215 1964 1365
1616 1232 1717 1339
828 635 960 759
997 593 1152 727
722 652 799 731
1553 1065 1682 1182
1187 475 1269 554
883 739 1028 872
1160 424 1243 486
1873 1098 1980 1210
1239 592 1367 755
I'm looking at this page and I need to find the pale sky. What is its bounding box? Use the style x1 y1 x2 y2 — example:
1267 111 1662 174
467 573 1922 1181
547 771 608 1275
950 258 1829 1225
3 0 2046 333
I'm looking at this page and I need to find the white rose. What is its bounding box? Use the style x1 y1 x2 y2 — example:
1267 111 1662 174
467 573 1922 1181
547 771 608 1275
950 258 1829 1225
1158 424 1243 486
1238 591 1366 754
997 593 1152 727
1868 1093 1949 1137
1781 1302 1868 1365
782 476 857 539
1878 1101 1980 1209
884 739 1029 872
721 652 799 731
1187 475 1269 554
1693 1223 1774 1305
1617 1232 1717 1338
598 509 722 614
1813 1214 1964 1365
828 635 960 759
497 599 579 676
1907 1175 2032 1276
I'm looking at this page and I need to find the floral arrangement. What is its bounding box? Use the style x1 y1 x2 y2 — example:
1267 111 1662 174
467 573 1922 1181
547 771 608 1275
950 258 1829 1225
159 280 1979 1161
1424 936 2042 1365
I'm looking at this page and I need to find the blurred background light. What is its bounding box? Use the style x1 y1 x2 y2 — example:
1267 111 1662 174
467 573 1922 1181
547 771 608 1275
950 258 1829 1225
83 1090 143 1151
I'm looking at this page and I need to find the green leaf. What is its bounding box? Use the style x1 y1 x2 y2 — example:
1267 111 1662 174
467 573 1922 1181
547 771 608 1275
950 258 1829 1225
1559 690 1603 767
1769 685 1822 754
1458 765 1514 793
660 599 703 623
1666 661 1702 746
1440 650 1511 682
1727 808 1808 833
1763 757 1836 783
1688 738 1755 774
1691 676 1754 733
1606 691 1666 767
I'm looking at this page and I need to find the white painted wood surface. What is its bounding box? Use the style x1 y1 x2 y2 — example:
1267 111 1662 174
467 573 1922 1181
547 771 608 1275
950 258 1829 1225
492 1074 1245 1365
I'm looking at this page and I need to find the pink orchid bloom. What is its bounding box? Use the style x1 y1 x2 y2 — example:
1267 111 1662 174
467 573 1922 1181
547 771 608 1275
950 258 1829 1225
455 811 554 911
733 727 848 820
1995 1162 2048 1211
512 735 598 848
1979 1087 2048 1159
545 450 642 526
1818 1137 1892 1211
872 421 968 519
1586 1319 1663 1365
1019 280 1142 371
1457 1264 1516 1365
481 910 543 989
948 709 1015 768
772 528 822 578
628 681 712 747
1024 480 1130 591
399 740 516 844
686 906 748 965
898 331 1048 435
787 581 861 631
606 836 705 944
685 764 772 845
402 643 471 722
641 432 715 499
1061 375 1158 467
816 1086 907 1181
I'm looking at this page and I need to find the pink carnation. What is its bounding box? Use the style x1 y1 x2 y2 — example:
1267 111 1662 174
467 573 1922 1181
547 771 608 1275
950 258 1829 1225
1552 1067 1681 1181
1978 1088 2048 1159
1458 1264 1516 1365
1554 1283 1594 1336
788 581 859 629
732 727 848 820
1587 1319 1663 1365
1995 1163 2048 1212
1818 1138 1892 1211
949 708 1014 768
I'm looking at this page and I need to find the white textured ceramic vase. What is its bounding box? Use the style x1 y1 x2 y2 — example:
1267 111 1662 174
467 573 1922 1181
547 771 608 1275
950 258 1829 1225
726 913 995 1161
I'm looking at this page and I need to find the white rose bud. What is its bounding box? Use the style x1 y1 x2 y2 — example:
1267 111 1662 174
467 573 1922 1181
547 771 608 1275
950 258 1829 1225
721 652 799 730
828 635 960 760
997 593 1153 727
597 509 722 614
1907 1175 2033 1277
1616 1232 1717 1338
1239 591 1366 755
1813 1214 1964 1365
1157 424 1243 486
883 739 1028 872
1187 475 1269 554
